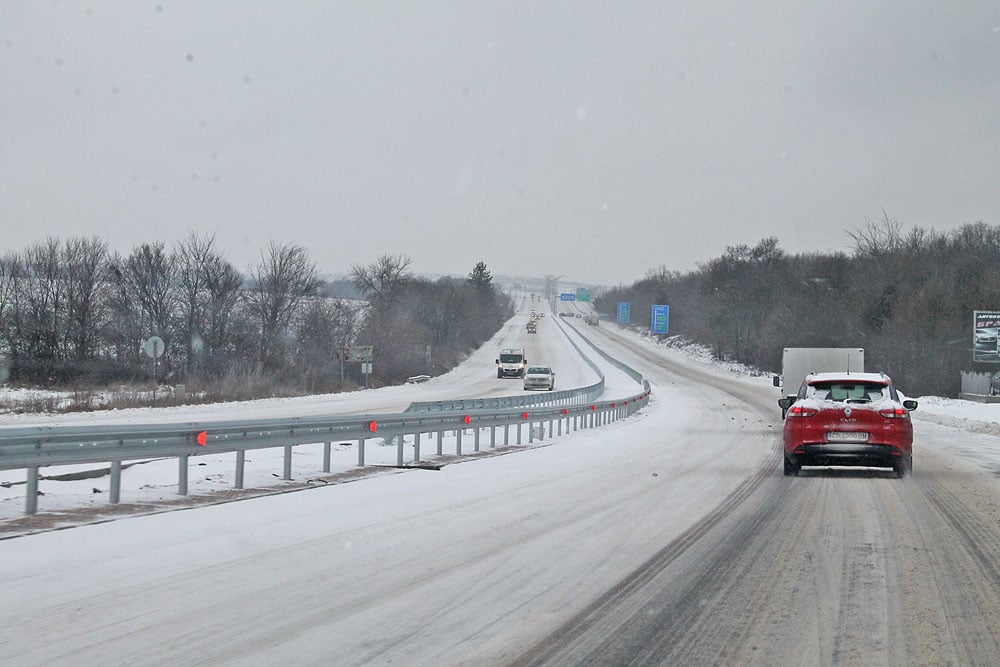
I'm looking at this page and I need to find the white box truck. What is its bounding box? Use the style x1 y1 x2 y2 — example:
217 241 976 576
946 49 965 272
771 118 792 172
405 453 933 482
774 347 864 415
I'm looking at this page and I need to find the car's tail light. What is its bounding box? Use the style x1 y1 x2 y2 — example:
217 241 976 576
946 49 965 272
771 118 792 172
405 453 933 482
879 407 908 419
788 405 817 417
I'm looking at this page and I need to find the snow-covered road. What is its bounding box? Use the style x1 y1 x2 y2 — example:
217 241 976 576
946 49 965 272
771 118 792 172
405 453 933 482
2 305 999 665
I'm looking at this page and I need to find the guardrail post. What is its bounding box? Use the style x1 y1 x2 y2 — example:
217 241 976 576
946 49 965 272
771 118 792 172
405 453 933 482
26 466 38 514
474 427 480 452
490 426 496 449
235 450 245 489
323 441 331 473
178 455 189 495
358 438 366 466
397 435 405 466
517 423 523 445
529 422 534 443
456 429 463 456
283 445 293 480
414 432 421 462
437 430 444 456
110 460 122 504
504 424 510 446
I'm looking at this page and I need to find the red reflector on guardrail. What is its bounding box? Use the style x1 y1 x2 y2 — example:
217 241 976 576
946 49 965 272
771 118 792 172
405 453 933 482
368 420 378 433
196 431 207 447
523 412 530 419
464 415 472 424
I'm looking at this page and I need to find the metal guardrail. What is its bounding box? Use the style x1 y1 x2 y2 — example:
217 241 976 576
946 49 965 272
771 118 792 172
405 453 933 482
0 318 651 515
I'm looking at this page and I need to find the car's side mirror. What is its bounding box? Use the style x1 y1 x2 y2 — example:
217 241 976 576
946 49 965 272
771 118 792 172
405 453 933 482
495 359 499 364
777 397 794 410
772 375 781 387
902 399 918 411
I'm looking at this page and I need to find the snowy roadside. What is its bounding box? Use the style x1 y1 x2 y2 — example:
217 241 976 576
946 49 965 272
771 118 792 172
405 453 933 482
4 322 999 530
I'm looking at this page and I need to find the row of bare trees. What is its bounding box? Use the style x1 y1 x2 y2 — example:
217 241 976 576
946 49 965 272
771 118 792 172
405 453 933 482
0 236 511 395
350 257 512 383
597 216 1000 397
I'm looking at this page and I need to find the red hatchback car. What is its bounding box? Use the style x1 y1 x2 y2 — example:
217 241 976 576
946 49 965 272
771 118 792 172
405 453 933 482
778 372 918 478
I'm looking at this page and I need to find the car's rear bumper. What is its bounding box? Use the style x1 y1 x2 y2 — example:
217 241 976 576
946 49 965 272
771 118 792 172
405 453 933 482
786 443 908 468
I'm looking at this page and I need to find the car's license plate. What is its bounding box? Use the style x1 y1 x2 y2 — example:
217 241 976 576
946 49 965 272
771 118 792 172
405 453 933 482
827 431 869 443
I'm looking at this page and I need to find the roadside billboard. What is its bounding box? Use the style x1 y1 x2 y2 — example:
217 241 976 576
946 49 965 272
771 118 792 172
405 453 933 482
973 310 1000 362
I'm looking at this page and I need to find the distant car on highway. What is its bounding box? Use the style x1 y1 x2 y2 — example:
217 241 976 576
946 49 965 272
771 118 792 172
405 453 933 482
778 371 917 478
523 366 555 391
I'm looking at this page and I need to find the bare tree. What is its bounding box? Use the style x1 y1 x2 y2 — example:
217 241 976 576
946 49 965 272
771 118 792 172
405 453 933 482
294 297 360 390
109 243 178 377
350 255 414 381
61 237 109 362
174 232 228 377
0 254 17 353
201 252 243 372
351 254 412 305
20 238 65 362
848 211 904 258
247 242 320 372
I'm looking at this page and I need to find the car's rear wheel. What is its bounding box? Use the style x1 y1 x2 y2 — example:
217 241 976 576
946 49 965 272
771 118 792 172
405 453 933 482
783 457 800 477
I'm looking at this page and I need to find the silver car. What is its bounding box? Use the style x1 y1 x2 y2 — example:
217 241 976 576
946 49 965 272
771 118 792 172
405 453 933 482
523 366 555 391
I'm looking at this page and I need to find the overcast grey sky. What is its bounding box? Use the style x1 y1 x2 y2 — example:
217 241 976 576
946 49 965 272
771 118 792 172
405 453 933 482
3 1 999 285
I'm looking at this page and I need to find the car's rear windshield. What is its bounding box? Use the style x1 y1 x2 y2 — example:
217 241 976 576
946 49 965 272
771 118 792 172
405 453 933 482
806 381 889 402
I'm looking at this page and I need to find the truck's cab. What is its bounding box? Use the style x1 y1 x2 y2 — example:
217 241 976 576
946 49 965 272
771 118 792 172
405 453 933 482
496 348 527 378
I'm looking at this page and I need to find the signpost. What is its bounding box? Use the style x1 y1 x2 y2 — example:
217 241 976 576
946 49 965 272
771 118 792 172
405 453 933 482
143 336 165 400
343 345 374 387
343 346 373 363
617 301 630 324
651 305 670 335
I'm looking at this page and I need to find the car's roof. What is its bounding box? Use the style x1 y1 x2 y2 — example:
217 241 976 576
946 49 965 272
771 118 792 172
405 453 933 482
806 371 890 384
